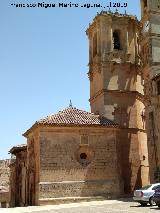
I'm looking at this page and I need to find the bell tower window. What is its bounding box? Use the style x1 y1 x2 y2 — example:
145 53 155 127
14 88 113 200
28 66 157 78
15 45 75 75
157 80 160 95
144 0 147 7
93 32 97 57
113 31 121 50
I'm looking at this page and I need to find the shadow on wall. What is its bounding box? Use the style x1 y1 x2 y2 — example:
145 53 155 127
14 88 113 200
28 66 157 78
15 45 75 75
104 63 137 92
104 64 143 194
116 128 142 194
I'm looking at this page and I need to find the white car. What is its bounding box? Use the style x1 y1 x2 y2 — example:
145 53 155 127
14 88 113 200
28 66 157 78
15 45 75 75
133 183 160 206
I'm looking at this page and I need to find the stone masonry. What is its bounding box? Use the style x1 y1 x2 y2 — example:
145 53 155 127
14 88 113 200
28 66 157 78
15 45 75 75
0 160 10 189
0 159 10 207
140 0 160 182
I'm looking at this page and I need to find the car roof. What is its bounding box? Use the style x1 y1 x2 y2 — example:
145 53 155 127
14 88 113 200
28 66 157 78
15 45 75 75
151 183 160 186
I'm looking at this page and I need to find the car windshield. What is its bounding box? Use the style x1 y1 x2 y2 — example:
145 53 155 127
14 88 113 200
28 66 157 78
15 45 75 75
140 184 152 190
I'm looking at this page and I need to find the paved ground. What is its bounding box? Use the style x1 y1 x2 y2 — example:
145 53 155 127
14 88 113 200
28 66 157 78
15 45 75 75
0 199 160 213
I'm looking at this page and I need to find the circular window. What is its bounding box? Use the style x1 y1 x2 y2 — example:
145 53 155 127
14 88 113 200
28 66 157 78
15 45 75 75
76 145 94 166
80 153 87 159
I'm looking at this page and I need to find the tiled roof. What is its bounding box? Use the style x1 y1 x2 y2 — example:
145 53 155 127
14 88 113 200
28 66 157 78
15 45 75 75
23 106 118 136
37 107 117 127
9 144 27 154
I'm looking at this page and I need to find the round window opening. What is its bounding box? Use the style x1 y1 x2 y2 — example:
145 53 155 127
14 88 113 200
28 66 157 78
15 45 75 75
76 145 94 167
80 153 87 160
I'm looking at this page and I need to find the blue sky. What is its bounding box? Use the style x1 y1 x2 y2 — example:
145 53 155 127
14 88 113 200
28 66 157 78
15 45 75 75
0 0 140 159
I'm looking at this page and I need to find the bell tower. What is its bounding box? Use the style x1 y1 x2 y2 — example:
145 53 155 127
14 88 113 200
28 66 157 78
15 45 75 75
140 0 160 182
86 11 150 193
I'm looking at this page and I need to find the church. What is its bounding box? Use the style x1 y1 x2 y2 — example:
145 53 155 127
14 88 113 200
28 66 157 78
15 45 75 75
9 0 160 207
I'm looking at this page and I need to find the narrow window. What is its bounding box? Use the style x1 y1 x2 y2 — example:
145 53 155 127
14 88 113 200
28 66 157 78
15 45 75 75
93 32 97 57
149 112 155 144
157 80 160 95
113 31 121 50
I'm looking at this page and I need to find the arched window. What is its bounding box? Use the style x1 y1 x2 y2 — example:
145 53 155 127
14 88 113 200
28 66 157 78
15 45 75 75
113 31 121 50
144 0 147 7
93 32 97 57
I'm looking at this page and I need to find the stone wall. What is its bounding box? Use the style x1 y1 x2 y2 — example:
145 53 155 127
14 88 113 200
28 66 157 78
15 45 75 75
116 129 149 194
39 127 121 202
144 94 160 183
39 179 116 200
27 129 40 206
9 151 27 207
0 159 10 207
0 160 10 189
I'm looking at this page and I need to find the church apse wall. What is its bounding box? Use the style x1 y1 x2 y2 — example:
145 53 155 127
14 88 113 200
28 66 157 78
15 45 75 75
38 126 121 204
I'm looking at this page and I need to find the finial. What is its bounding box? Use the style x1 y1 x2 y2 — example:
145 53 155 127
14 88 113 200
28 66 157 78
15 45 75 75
69 100 72 107
115 9 118 14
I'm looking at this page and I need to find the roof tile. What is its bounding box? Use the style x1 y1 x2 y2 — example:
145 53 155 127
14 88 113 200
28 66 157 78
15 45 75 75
36 106 117 127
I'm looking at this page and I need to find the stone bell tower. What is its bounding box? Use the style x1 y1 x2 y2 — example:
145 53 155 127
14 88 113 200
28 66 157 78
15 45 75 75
140 0 160 182
86 11 150 194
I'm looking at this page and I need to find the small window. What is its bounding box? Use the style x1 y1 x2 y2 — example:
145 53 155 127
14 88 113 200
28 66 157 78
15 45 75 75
113 31 121 50
76 145 94 166
80 153 87 159
79 153 88 166
157 80 160 95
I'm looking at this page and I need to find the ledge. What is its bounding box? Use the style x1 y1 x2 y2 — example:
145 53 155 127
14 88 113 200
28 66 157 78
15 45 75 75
38 196 112 205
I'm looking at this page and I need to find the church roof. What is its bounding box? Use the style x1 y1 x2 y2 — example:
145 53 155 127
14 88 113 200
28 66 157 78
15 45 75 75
23 106 118 136
37 106 117 126
9 144 27 155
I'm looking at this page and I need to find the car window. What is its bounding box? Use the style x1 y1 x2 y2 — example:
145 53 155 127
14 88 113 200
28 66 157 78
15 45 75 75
140 184 152 190
152 185 160 190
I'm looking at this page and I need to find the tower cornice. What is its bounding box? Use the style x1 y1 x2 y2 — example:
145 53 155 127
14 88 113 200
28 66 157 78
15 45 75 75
89 89 145 103
86 11 139 36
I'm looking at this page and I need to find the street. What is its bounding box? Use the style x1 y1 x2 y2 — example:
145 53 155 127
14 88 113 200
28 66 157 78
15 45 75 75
0 199 160 213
